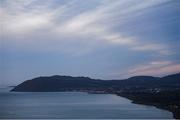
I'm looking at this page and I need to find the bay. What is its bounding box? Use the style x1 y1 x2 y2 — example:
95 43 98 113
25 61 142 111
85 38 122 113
0 87 173 119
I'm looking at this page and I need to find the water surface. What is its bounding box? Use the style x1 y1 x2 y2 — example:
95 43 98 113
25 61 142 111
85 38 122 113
0 87 173 119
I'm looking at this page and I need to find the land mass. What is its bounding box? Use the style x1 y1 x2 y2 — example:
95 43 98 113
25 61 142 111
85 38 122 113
11 73 180 119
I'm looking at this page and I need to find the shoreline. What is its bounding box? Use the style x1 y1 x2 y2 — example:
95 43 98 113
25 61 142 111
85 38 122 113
10 89 179 119
87 91 177 119
115 93 179 119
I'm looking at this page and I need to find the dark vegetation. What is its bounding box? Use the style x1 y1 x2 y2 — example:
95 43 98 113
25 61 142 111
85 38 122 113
11 73 180 119
116 89 180 119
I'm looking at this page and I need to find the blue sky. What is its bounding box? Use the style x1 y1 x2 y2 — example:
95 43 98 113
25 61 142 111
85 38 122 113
0 0 180 85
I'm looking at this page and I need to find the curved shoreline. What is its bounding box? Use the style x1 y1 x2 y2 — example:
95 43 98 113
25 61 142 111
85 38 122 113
10 89 177 119
88 91 176 119
115 93 179 119
10 73 180 119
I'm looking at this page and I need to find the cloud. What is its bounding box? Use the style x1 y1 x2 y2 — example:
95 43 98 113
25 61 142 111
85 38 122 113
1 0 174 56
0 0 179 85
126 60 180 77
3 13 52 35
132 44 172 55
1 0 54 35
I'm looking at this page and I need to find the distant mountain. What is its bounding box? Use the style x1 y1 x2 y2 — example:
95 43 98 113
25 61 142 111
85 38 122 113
161 73 180 84
11 73 180 92
11 75 108 92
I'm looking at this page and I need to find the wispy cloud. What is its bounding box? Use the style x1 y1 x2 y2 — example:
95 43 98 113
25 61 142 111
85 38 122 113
1 0 173 55
125 60 180 77
0 0 179 84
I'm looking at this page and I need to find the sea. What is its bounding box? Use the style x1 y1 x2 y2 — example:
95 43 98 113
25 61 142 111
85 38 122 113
0 87 173 119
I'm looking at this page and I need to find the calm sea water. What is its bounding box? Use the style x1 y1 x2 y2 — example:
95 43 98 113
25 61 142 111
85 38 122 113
0 87 173 119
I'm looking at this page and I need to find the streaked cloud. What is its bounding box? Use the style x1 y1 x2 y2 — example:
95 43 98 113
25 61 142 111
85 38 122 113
0 0 179 84
1 0 173 55
126 60 180 77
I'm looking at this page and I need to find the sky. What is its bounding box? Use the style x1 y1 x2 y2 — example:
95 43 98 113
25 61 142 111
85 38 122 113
0 0 180 86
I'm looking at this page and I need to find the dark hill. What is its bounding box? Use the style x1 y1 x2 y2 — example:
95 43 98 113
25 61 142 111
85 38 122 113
11 73 180 92
161 73 180 84
11 75 109 92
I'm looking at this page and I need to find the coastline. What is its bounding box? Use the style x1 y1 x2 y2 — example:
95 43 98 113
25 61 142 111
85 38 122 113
10 73 180 119
10 88 177 119
115 93 179 119
88 91 177 119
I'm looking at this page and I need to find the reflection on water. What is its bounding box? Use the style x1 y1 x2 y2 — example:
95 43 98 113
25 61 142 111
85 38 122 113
0 87 173 119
